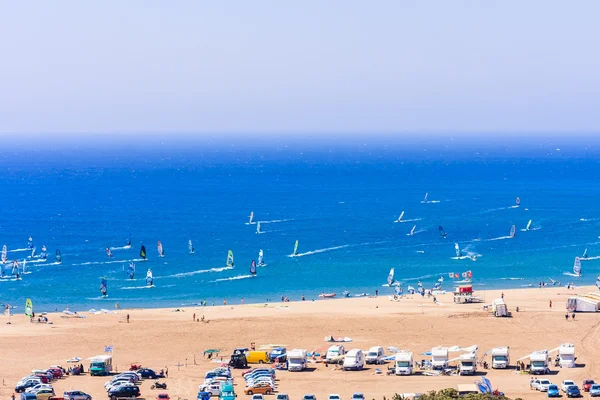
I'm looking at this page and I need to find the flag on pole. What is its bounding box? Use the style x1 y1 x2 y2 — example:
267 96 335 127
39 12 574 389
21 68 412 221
104 345 114 353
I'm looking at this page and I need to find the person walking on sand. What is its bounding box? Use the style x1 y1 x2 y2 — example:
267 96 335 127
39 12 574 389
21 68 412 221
565 312 569 321
501 292 504 299
126 314 130 323
549 300 552 308
193 313 196 321
572 312 576 320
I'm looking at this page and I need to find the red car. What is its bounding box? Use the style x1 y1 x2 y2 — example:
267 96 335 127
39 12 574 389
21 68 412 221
34 374 50 384
583 380 595 392
48 368 63 379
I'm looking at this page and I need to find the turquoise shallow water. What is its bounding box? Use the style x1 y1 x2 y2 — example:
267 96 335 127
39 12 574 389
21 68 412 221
1 139 599 311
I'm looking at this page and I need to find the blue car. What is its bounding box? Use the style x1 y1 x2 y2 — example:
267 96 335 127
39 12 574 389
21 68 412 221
590 384 600 397
566 385 581 398
547 385 560 398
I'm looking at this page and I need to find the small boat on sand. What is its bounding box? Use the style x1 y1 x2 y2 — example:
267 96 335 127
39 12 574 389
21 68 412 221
319 292 336 298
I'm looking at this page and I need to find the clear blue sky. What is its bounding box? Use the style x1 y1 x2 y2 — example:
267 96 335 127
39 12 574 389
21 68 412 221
0 1 599 135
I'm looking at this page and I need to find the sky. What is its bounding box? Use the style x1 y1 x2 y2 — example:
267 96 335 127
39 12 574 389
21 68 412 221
0 1 599 136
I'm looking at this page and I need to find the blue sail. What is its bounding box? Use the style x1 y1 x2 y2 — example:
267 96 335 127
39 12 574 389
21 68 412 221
250 260 257 276
100 277 108 296
127 262 135 279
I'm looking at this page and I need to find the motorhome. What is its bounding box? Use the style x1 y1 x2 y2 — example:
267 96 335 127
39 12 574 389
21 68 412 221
491 347 510 369
326 345 345 362
458 352 477 375
343 349 365 371
492 299 508 317
394 352 414 375
431 347 448 370
558 344 576 368
530 351 549 374
89 355 112 376
287 349 308 372
365 347 385 365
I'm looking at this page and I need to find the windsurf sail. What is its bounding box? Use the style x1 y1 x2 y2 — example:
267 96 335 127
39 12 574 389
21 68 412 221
25 298 33 317
293 240 299 256
157 241 164 256
583 248 588 259
410 225 416 236
516 197 521 206
22 260 27 274
56 249 62 263
387 268 395 286
146 269 153 286
100 277 108 296
526 220 532 231
31 246 36 258
27 236 33 249
256 221 262 234
248 211 254 224
574 257 582 276
257 249 264 266
250 260 257 276
188 240 195 254
509 225 516 238
140 245 147 260
0 263 4 276
105 247 113 258
423 193 428 202
397 211 404 222
127 262 135 279
439 226 447 237
1 245 6 263
454 243 461 257
12 260 20 275
226 250 234 267
127 233 132 247
41 245 47 260
597 275 600 289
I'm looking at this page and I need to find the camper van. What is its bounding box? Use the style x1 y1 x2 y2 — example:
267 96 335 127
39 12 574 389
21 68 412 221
366 347 385 365
343 349 365 371
458 352 477 375
394 352 414 375
287 349 308 372
431 347 449 370
558 344 576 368
246 351 270 364
491 347 510 369
530 351 549 374
89 355 112 376
326 345 345 362
492 299 508 317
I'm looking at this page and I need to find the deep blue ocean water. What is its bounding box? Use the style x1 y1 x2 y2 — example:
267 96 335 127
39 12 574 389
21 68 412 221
1 136 600 311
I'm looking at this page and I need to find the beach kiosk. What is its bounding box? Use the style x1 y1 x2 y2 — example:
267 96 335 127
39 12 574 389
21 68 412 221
453 284 474 304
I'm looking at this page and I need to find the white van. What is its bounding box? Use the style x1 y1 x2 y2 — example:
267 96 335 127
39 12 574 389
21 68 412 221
326 345 345 362
365 346 385 365
287 349 308 372
394 352 414 375
343 349 365 371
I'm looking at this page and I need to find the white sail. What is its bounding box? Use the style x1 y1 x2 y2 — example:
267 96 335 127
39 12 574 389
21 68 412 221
1 245 6 263
410 225 416 236
423 193 428 202
454 243 460 257
509 225 516 237
526 220 532 231
256 221 262 234
574 257 582 276
397 211 404 222
583 248 588 258
146 269 153 285
188 240 194 254
387 268 395 286
257 249 264 266
248 211 254 224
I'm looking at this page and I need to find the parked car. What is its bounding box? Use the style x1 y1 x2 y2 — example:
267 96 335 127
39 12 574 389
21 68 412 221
137 369 164 379
590 384 600 397
243 369 275 379
251 395 264 400
25 384 54 394
562 380 577 392
566 386 581 398
351 394 364 400
275 394 289 400
328 395 341 400
156 394 170 400
107 385 141 400
583 380 596 392
547 385 560 398
229 354 248 369
245 377 275 387
63 391 93 400
302 396 316 400
531 379 541 391
35 388 56 400
20 393 37 400
15 378 42 393
244 383 274 396
197 383 221 397
538 380 553 392
105 379 135 391
106 382 137 393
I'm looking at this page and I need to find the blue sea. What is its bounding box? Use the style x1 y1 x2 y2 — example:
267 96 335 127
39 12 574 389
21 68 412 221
1 135 600 311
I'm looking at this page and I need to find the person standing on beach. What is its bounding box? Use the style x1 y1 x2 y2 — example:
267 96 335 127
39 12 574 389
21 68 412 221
223 299 227 305
165 367 168 378
126 314 130 323
501 292 504 299
549 300 552 308
193 313 196 321
572 312 576 320
565 312 569 321
241 298 244 305
375 289 378 296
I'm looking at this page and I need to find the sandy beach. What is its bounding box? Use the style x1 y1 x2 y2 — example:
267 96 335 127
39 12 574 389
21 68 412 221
2 286 599 400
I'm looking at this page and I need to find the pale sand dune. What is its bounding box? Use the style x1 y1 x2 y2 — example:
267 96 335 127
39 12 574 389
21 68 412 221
1 286 599 400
